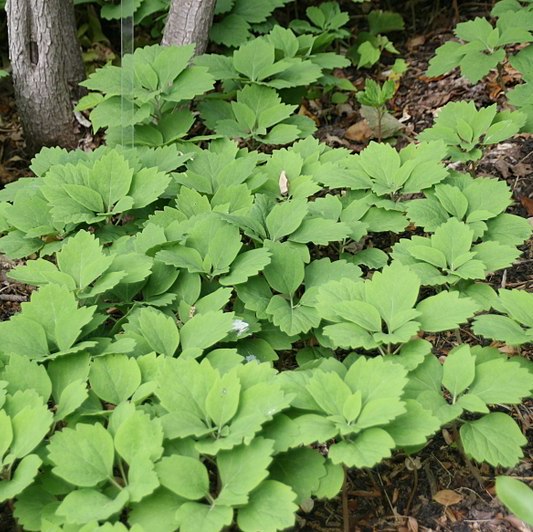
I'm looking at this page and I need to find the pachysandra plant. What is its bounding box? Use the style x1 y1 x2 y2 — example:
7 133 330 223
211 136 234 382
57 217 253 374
403 344 533 466
406 171 532 244
210 0 294 48
473 289 533 345
391 217 522 286
315 261 478 354
418 101 526 162
507 44 533 132
76 44 215 146
348 9 404 68
427 12 533 83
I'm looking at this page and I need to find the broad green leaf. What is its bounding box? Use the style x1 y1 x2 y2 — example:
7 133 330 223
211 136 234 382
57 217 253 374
473 315 529 345
206 371 241 428
270 447 327 503
219 248 271 285
136 307 180 357
128 488 182 532
56 489 129 525
495 477 533 526
469 357 533 404
175 502 233 532
237 480 298 532
217 438 274 506
127 457 160 503
54 380 88 421
386 400 440 447
329 428 395 468
156 455 209 500
263 241 305 296
56 230 113 289
365 262 420 332
499 289 533 328
460 413 527 467
0 454 42 503
7 393 53 460
306 370 351 417
2 354 51 402
0 410 12 460
48 423 115 487
20 284 96 352
89 354 141 404
265 296 320 336
442 345 476 398
266 198 308 241
114 410 164 464
416 291 477 332
180 311 235 355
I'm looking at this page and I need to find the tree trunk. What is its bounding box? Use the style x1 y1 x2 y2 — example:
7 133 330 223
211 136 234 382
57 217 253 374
162 0 217 55
6 0 85 154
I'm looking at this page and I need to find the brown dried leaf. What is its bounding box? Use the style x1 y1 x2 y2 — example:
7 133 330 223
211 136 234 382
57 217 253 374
433 489 463 506
345 119 373 142
407 516 419 532
519 196 533 216
406 35 426 51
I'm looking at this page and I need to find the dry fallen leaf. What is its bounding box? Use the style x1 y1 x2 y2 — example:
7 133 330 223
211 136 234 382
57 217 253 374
278 170 289 195
519 196 533 216
406 35 426 51
433 489 463 506
345 119 373 142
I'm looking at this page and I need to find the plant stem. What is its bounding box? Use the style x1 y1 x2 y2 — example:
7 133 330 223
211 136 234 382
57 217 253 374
342 466 351 532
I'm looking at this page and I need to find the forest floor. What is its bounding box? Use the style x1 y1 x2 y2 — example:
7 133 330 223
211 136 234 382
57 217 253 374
0 0 532 531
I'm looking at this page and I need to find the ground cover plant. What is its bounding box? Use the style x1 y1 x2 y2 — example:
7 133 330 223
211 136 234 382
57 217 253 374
0 0 532 530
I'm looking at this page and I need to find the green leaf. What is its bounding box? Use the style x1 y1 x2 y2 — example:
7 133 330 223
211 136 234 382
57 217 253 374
416 291 477 332
270 448 327 503
329 428 395 467
128 488 182 532
15 283 94 353
460 413 527 467
54 379 88 421
136 307 180 357
217 438 274 506
114 410 164 464
266 198 308 241
495 477 533 526
89 354 141 404
0 454 42 503
6 392 53 460
127 457 160 503
473 315 529 345
175 502 233 532
56 230 113 289
263 241 305 296
237 480 298 532
386 400 440 447
89 150 133 211
156 455 209 500
469 357 533 404
442 345 476 398
2 354 51 402
265 296 320 336
0 410 12 461
56 489 129 525
307 370 351 416
219 248 272 285
365 262 420 332
206 371 241 428
48 423 115 487
180 311 235 355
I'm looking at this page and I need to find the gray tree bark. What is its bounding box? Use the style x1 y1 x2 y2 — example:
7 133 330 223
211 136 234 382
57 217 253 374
6 0 85 154
162 0 217 55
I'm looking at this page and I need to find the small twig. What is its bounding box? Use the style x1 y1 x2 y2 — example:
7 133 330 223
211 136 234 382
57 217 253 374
0 293 27 302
